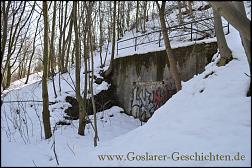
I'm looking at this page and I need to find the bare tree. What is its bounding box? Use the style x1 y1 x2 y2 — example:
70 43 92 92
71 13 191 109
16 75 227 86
1 1 11 85
25 14 41 84
80 1 90 136
209 1 251 96
89 28 99 147
209 2 250 41
232 2 251 68
177 1 183 25
61 2 70 73
2 1 35 89
117 1 120 40
104 1 116 78
188 1 193 17
121 1 125 35
98 1 104 67
213 9 232 66
136 1 139 32
143 1 148 33
49 1 57 98
156 1 182 91
42 1 52 139
126 1 132 30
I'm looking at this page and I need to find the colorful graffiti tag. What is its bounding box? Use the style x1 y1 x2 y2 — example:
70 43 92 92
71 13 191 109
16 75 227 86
130 81 176 122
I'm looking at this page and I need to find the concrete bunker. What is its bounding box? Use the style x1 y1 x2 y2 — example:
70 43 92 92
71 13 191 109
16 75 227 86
111 42 217 122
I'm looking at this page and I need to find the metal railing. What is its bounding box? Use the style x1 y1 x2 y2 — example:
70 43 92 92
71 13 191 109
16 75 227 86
117 17 230 55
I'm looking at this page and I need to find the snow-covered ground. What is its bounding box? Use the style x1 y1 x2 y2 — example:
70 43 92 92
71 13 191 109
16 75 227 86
76 25 251 167
1 105 140 166
1 1 251 167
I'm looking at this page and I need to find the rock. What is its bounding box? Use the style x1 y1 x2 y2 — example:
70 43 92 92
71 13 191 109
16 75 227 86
198 4 211 11
64 86 118 119
86 87 118 115
65 96 79 120
56 121 71 125
82 70 92 74
95 78 103 84
64 116 78 120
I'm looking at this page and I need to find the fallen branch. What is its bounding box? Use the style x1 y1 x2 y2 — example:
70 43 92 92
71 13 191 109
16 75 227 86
244 72 251 77
1 100 57 105
67 143 76 156
51 123 59 165
32 160 37 167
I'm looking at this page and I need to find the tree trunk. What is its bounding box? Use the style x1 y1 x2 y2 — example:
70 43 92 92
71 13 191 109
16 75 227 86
99 1 104 67
2 2 26 88
104 1 116 78
25 14 41 84
108 2 112 43
232 1 251 96
58 2 63 94
117 1 120 40
6 63 11 88
71 44 75 65
126 2 131 30
136 1 139 32
213 9 232 66
210 1 251 96
178 1 183 25
64 8 74 71
209 1 251 41
232 1 251 67
82 21 88 136
143 1 147 33
49 1 57 98
121 1 125 35
188 1 193 17
73 1 85 136
156 2 182 91
90 30 99 147
61 2 69 72
42 1 52 139
1 1 11 87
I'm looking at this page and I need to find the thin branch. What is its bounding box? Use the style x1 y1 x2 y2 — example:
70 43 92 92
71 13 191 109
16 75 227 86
32 160 37 167
2 100 56 105
67 143 76 156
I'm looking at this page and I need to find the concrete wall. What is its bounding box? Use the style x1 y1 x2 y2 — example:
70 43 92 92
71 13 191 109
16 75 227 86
111 42 217 121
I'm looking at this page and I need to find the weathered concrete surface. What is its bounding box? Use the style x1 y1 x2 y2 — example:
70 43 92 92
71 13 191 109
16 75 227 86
111 42 217 121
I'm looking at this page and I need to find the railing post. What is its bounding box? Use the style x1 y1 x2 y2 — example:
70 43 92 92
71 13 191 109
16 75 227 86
158 31 161 47
135 37 137 51
190 22 193 41
117 42 118 55
227 22 230 34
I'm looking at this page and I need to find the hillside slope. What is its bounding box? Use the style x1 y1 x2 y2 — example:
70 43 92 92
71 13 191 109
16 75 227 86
70 24 251 167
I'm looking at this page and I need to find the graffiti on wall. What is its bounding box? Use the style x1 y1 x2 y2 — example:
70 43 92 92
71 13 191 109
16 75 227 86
130 81 176 122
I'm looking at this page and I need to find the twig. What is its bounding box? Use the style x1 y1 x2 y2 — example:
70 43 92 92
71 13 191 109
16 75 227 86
244 72 251 77
67 71 76 90
67 143 76 156
32 160 37 167
53 140 59 165
52 123 59 165
61 75 76 92
34 103 43 140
